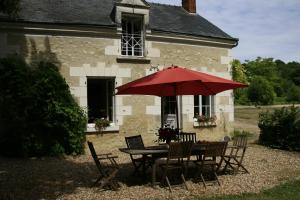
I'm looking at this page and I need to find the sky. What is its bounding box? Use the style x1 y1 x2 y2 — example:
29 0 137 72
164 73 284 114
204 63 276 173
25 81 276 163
148 0 300 63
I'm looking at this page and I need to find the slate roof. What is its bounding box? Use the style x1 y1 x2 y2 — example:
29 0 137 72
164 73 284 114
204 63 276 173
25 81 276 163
0 0 237 41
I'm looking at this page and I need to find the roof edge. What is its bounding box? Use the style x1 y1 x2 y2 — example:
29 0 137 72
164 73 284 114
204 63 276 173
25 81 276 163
151 28 239 42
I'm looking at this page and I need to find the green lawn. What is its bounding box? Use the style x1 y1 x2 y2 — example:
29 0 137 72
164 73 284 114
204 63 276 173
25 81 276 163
200 180 300 200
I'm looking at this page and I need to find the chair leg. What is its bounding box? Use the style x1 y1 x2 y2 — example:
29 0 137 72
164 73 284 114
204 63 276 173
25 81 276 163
200 173 206 188
214 172 220 186
98 170 118 190
93 176 103 187
132 161 142 174
181 173 189 190
165 176 172 193
110 180 120 191
239 164 249 173
222 158 231 173
99 179 107 190
217 157 224 172
160 169 167 185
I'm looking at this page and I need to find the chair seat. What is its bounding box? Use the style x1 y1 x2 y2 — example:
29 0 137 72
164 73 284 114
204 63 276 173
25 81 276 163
160 161 183 169
223 155 241 158
195 160 218 166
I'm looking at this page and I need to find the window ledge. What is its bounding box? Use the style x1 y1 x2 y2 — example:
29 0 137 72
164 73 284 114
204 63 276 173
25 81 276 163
193 121 217 128
86 123 119 133
116 56 151 64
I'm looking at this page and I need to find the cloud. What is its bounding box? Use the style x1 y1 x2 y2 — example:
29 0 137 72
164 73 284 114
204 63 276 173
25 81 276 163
147 0 300 62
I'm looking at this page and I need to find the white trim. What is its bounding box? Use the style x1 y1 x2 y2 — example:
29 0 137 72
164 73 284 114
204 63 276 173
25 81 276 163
86 123 119 132
150 40 233 50
146 34 237 48
194 95 215 117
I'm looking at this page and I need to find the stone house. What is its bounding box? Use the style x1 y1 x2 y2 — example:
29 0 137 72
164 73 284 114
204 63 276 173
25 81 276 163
0 0 238 139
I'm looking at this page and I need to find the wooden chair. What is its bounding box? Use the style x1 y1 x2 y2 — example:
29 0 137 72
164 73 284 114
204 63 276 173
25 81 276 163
87 141 119 190
221 135 249 174
160 141 194 192
125 135 152 174
179 132 197 143
194 141 228 188
179 132 199 160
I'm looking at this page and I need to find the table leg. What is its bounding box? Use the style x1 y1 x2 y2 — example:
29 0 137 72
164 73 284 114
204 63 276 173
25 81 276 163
142 155 146 177
152 159 157 187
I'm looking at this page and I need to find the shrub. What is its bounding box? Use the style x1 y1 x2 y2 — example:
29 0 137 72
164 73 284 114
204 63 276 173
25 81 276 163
286 84 300 103
231 130 253 138
247 76 275 105
258 106 300 151
0 56 87 157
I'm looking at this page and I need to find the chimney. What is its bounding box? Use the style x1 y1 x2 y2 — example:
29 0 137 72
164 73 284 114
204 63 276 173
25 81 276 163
182 0 196 14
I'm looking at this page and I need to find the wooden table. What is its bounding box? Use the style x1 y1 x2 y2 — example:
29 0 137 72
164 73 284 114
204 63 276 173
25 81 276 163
119 144 206 186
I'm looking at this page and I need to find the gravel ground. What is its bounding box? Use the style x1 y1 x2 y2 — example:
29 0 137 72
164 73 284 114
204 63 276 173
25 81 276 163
1 140 300 200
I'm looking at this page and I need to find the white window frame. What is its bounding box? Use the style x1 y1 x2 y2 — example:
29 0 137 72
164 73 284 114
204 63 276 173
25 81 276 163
121 15 144 57
194 95 215 117
87 77 116 123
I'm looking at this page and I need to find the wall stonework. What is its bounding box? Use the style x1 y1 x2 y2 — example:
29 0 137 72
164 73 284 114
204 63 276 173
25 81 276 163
0 31 235 140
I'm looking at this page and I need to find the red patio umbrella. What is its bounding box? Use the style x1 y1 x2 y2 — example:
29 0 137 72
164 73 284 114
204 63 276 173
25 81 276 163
116 66 247 128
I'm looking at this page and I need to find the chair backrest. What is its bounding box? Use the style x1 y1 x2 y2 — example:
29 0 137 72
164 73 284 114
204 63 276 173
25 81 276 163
168 142 183 159
125 135 145 150
88 141 98 161
179 132 196 143
203 141 228 158
181 141 194 159
233 135 247 148
167 141 193 160
87 141 105 174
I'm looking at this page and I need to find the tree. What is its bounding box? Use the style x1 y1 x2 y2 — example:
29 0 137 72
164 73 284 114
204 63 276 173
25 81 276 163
244 57 278 83
231 59 249 104
0 0 20 17
286 84 300 103
232 59 248 83
247 76 275 105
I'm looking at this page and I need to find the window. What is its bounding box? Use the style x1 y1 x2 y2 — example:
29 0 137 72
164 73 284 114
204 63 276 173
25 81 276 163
121 15 144 57
87 78 115 123
194 95 215 117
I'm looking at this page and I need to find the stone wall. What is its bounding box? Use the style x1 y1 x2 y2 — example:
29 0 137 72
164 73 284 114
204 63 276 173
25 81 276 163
0 31 234 141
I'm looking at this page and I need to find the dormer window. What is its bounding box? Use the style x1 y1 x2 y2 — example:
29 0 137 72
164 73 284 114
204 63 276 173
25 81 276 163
121 15 144 57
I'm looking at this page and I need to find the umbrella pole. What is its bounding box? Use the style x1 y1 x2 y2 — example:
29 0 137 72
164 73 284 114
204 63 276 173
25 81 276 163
173 84 180 130
175 96 179 130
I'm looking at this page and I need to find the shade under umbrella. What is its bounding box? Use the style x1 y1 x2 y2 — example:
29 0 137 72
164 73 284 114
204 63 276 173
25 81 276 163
116 66 247 128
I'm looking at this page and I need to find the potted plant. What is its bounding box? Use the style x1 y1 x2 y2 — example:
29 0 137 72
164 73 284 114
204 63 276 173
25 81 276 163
194 114 217 127
158 128 179 144
94 118 110 135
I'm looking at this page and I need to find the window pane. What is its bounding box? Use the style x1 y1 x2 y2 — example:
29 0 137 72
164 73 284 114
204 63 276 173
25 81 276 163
194 95 200 116
202 95 209 106
201 96 210 116
162 96 176 114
